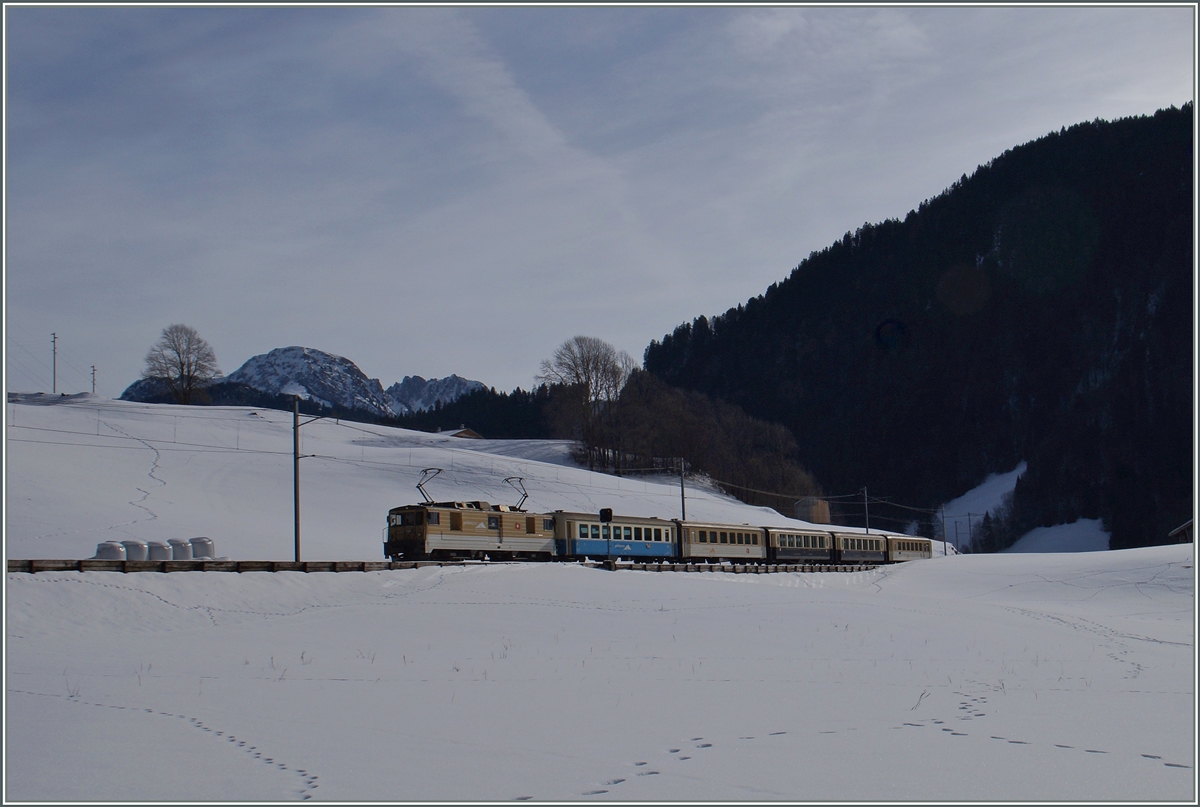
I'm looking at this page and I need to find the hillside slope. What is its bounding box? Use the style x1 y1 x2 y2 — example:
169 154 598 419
5 394 863 561
645 105 1193 549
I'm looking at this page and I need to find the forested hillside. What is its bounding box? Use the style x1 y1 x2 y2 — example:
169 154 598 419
644 105 1193 549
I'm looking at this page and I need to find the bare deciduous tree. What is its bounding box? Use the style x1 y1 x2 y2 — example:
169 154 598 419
142 324 220 405
535 335 634 405
536 336 635 469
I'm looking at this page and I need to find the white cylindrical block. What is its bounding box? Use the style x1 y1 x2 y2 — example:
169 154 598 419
168 539 193 560
146 541 172 560
189 537 215 559
121 540 148 561
94 541 126 560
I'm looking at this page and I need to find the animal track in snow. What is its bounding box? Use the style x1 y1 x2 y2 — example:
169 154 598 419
8 688 318 800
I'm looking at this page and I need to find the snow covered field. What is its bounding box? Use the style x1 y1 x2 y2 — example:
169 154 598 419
6 394 875 562
5 394 1196 802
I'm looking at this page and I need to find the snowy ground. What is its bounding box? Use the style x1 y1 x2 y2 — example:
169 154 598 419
6 548 1194 802
1004 517 1111 553
5 394 1195 802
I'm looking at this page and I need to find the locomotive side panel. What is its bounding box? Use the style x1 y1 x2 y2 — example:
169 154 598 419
385 503 555 560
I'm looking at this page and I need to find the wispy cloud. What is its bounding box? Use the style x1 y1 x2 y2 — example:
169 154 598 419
5 6 1193 393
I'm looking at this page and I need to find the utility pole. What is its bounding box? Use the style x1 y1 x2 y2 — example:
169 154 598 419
91 366 96 395
51 333 57 394
679 458 687 521
294 398 300 561
862 487 869 534
293 397 328 562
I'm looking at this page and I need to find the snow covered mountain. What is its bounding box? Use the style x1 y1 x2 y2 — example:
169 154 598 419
385 374 484 413
226 346 399 417
213 347 485 418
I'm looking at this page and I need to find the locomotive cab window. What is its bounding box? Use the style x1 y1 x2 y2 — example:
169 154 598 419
395 511 423 527
543 518 555 531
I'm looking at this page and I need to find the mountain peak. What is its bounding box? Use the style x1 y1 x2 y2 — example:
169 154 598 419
219 346 484 418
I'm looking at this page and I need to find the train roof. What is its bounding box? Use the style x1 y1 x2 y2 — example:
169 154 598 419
388 501 527 513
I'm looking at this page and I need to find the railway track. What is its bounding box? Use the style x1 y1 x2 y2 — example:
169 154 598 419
7 559 877 575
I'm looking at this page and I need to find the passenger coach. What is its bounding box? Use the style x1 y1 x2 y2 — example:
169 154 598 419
553 511 677 561
677 521 767 562
833 533 887 565
766 527 833 563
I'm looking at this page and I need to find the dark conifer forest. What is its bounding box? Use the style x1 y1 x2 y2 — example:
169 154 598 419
642 105 1193 550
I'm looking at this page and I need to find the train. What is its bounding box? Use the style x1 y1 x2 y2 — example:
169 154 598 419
384 500 933 565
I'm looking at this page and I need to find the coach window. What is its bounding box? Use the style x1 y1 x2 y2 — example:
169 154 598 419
427 512 440 526
653 528 661 541
487 516 500 530
698 531 707 543
591 524 600 539
634 527 642 540
623 527 632 540
578 524 588 539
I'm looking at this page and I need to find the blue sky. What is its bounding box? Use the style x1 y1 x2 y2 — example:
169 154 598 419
5 5 1194 397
